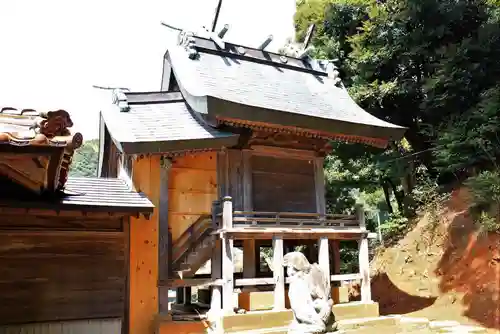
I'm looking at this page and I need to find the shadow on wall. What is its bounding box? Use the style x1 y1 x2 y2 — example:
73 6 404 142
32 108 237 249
349 272 437 315
435 210 500 330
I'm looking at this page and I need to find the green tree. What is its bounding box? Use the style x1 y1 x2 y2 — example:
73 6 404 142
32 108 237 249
69 139 99 177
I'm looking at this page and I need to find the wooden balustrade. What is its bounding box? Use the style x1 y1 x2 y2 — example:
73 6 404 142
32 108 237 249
171 214 212 264
163 197 372 316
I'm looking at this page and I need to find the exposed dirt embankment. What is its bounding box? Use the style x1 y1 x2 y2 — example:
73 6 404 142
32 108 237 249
360 188 500 331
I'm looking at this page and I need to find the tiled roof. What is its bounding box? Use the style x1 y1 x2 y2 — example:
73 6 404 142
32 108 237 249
101 91 239 154
0 107 83 149
0 176 154 213
61 177 154 212
163 30 406 146
169 47 400 129
0 107 83 193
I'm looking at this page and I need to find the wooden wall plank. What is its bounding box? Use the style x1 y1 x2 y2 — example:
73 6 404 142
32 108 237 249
168 169 217 193
251 154 317 213
171 153 217 170
168 152 217 243
0 231 125 325
167 192 217 214
0 318 122 334
0 215 122 231
129 155 161 334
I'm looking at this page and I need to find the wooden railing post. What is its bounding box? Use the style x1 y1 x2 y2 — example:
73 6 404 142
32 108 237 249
272 236 285 310
222 196 234 314
356 204 372 302
210 200 222 317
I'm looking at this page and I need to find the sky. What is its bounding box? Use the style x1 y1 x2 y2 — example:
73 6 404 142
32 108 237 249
0 0 296 139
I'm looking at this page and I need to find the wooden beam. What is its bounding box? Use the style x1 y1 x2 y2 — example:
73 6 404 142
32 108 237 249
251 145 317 159
222 196 234 314
128 155 160 334
214 228 369 240
272 237 285 310
158 278 222 288
356 205 371 302
331 273 362 281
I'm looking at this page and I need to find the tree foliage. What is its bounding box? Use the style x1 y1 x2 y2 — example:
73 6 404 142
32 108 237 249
69 139 99 178
295 0 500 235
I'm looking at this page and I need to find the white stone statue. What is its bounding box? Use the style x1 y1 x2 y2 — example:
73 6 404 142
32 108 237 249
283 251 337 334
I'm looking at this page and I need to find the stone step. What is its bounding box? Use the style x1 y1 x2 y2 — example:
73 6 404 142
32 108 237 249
337 316 398 331
232 326 289 334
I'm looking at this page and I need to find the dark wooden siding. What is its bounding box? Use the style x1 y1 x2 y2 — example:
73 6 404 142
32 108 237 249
0 216 125 325
251 155 316 212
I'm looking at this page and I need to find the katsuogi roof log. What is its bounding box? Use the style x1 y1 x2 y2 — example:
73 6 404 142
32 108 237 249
164 29 406 148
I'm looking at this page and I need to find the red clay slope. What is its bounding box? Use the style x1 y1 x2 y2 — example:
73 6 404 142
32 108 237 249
359 188 500 331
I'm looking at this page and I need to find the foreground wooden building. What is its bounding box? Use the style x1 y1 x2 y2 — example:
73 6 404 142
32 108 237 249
0 108 154 333
99 26 406 333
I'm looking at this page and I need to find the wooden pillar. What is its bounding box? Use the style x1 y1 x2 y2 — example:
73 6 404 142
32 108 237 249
184 287 192 305
357 205 372 302
158 156 171 314
210 240 222 312
242 150 256 278
222 196 234 314
129 155 161 334
330 240 341 304
315 156 331 296
243 240 257 278
176 287 184 304
273 237 285 310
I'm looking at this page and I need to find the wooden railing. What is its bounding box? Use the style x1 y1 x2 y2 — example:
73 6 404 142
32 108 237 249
212 210 362 230
171 214 212 265
164 198 372 312
230 211 360 228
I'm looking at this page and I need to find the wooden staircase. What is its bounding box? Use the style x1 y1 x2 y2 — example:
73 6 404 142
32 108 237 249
171 214 215 278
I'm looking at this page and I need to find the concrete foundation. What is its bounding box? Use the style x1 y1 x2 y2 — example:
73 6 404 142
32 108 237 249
332 301 380 320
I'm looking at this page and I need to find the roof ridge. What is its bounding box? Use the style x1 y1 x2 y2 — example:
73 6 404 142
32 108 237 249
171 29 339 77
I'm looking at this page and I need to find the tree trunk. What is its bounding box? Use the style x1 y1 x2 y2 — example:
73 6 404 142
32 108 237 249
382 180 393 214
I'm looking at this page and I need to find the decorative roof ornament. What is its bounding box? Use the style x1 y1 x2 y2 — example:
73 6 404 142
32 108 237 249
178 30 199 59
112 89 130 112
218 24 229 38
259 35 274 50
326 62 343 88
279 40 313 60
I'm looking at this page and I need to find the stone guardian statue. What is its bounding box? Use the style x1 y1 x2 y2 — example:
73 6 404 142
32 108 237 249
283 251 337 333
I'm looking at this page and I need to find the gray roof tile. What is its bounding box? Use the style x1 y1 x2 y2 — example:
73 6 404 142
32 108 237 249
61 177 154 212
168 46 403 131
101 94 239 154
0 176 154 213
